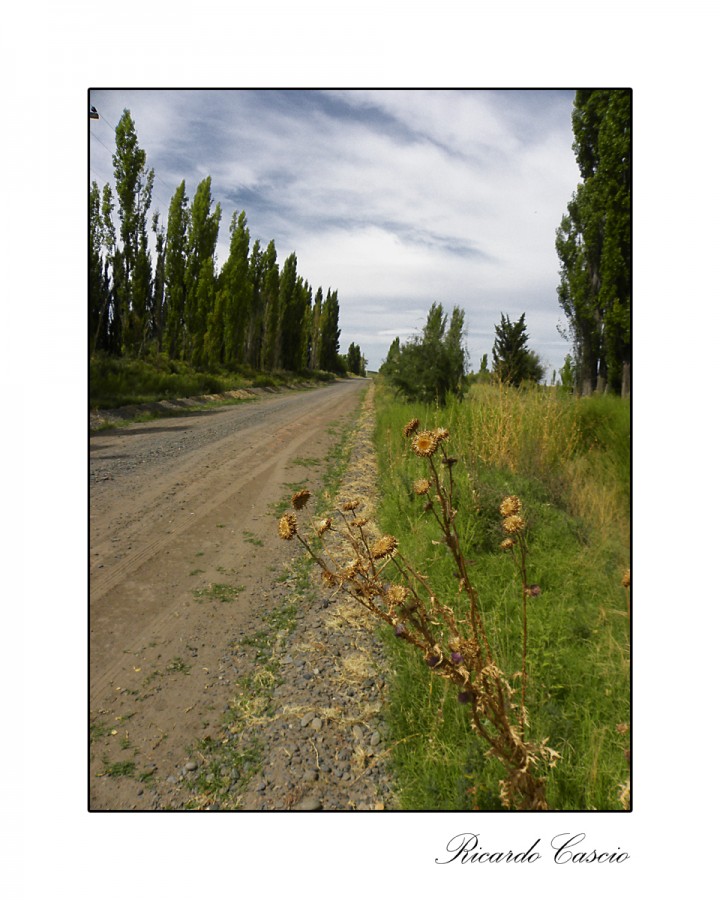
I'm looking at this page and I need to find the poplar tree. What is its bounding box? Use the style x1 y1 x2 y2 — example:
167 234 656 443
164 181 190 359
185 176 221 366
245 240 266 370
219 210 252 367
112 109 154 355
260 241 280 371
556 89 631 394
318 289 341 372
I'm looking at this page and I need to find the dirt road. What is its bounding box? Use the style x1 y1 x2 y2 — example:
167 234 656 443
89 378 367 809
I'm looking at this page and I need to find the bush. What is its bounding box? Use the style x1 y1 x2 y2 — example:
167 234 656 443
380 303 468 406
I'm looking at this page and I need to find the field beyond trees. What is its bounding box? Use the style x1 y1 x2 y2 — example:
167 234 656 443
370 379 630 810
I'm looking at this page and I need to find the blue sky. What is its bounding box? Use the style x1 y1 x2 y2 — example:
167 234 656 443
90 88 581 376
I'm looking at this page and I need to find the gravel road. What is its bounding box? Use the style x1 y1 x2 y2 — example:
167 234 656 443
89 377 395 810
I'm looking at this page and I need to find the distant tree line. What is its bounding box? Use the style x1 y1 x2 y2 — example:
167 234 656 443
90 108 361 375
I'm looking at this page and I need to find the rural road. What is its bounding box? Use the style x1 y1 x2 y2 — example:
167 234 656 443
89 377 367 809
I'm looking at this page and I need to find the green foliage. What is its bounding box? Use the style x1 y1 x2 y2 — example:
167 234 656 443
346 342 365 375
92 108 354 384
380 302 468 405
491 312 544 386
556 89 631 394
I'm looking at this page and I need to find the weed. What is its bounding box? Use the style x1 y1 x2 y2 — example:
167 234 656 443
278 421 558 810
292 456 322 468
99 757 137 778
167 657 191 675
193 583 244 603
242 531 263 547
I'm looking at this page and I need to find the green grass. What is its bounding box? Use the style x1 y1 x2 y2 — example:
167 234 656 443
372 381 630 811
192 582 245 603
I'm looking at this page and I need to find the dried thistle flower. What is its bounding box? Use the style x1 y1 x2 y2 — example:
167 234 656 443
315 517 333 535
340 559 363 581
615 722 629 735
278 512 298 540
413 478 431 495
500 495 522 517
403 418 420 437
524 584 542 597
384 584 408 607
502 514 525 534
411 430 439 458
342 498 361 511
371 534 398 560
622 569 631 589
350 517 370 528
441 456 458 467
500 538 515 551
291 489 312 510
435 427 450 442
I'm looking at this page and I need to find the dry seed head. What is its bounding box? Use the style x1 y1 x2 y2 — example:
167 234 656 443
403 418 420 437
502 514 525 534
340 559 362 581
500 495 522 517
342 498 361 512
411 430 439 458
371 534 398 560
278 513 298 540
413 478 431 496
500 538 515 552
350 516 370 528
622 569 631 589
291 489 312 510
384 584 409 608
435 427 450 442
315 517 333 536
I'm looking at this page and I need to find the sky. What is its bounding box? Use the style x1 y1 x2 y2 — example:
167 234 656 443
89 88 581 377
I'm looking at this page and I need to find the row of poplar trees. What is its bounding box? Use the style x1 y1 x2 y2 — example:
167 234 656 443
90 109 345 374
556 89 631 396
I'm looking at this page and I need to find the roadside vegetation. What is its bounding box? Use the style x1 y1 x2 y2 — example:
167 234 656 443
89 352 343 410
279 378 630 810
371 380 630 809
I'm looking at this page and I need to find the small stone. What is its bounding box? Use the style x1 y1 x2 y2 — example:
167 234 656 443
185 760 198 771
300 713 314 728
352 725 364 741
310 717 323 731
293 797 323 811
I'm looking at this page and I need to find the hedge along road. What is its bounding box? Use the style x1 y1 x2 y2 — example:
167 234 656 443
89 377 368 809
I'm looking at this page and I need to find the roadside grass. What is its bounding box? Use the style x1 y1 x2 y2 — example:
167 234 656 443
90 351 340 410
372 381 630 810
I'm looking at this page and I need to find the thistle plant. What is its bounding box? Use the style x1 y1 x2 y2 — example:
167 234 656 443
499 495 539 739
277 419 558 810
